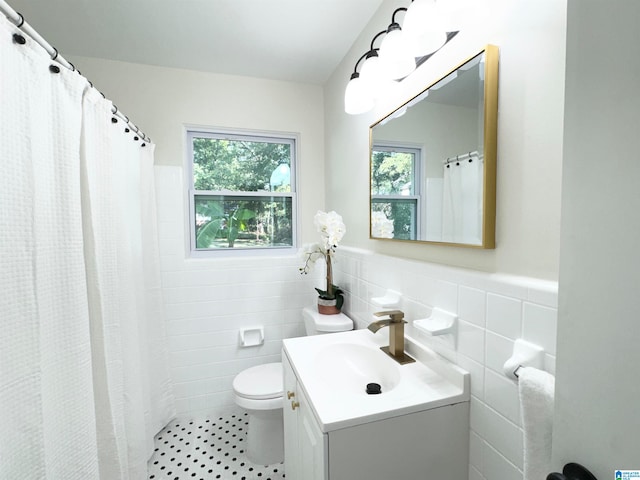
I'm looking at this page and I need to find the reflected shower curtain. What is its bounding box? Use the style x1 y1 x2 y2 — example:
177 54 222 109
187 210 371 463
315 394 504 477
442 155 483 244
0 16 174 480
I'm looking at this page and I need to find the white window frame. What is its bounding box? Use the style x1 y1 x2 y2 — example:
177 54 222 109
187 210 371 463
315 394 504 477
186 127 299 257
371 143 422 240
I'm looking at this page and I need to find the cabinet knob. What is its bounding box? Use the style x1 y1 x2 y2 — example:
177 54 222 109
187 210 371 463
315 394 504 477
291 400 300 410
287 391 295 399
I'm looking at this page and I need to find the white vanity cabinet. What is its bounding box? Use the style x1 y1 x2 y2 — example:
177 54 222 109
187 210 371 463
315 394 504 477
282 348 470 480
282 331 469 480
283 354 327 480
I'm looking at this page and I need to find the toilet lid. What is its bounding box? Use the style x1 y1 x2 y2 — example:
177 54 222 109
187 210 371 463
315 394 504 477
313 311 353 332
233 362 283 400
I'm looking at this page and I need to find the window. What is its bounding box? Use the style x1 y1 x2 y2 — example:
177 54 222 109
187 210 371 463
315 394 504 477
187 129 297 253
370 144 421 240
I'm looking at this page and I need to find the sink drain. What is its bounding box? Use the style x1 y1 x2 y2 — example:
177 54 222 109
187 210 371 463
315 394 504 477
366 382 382 395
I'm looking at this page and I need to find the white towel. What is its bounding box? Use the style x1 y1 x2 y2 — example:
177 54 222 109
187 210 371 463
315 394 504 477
519 366 555 480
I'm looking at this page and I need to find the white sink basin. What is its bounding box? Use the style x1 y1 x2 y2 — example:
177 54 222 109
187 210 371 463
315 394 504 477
283 328 469 432
314 343 400 394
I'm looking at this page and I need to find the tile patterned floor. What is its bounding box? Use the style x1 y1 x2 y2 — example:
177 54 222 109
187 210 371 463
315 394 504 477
147 412 285 480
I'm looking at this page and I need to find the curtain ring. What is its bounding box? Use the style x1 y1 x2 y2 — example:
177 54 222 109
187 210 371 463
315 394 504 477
12 33 26 45
51 46 58 60
16 11 25 28
68 61 76 72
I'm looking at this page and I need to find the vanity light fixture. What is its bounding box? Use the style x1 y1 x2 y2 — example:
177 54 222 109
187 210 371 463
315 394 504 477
359 35 389 96
378 9 416 80
344 0 459 115
344 70 375 115
403 0 448 56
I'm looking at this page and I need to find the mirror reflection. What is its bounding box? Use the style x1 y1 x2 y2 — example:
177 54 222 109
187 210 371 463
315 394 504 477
370 46 498 248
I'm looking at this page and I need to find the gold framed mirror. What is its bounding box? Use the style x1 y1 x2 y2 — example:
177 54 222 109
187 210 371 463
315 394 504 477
370 45 498 248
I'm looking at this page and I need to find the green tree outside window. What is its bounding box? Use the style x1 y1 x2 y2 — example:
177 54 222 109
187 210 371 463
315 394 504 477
189 131 296 251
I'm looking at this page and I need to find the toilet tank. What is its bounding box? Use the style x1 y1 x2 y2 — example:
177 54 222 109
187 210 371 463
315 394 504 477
303 307 353 336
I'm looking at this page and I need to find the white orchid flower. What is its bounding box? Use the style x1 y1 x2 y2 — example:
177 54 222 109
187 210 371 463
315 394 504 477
371 212 394 239
300 211 347 304
314 210 346 252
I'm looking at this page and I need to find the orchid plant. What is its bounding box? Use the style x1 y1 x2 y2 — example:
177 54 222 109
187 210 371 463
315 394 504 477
299 210 346 309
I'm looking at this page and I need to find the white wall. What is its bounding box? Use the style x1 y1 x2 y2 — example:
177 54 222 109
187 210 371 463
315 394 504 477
553 0 640 476
334 248 558 480
323 0 567 280
322 1 567 478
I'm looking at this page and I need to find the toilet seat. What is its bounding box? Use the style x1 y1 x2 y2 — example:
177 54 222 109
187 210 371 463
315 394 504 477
233 362 283 410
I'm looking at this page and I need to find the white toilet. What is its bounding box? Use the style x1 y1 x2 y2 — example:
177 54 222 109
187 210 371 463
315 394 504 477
232 307 353 465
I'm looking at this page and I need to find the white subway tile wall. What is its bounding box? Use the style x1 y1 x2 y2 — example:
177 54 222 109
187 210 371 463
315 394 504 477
333 248 558 480
156 167 321 418
156 167 558 480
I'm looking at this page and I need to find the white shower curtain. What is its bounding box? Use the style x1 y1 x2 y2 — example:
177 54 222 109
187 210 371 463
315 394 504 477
0 16 174 480
442 155 483 244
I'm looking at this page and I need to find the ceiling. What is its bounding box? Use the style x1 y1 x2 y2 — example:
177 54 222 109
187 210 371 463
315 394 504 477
6 0 385 84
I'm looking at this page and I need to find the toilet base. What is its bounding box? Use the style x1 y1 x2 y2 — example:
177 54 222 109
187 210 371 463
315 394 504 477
245 407 284 465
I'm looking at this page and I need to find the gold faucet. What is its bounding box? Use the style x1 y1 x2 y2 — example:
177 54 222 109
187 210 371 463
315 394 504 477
368 310 415 364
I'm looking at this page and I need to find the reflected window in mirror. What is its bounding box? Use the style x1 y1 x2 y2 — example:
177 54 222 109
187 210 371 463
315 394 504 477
371 144 421 240
369 45 498 249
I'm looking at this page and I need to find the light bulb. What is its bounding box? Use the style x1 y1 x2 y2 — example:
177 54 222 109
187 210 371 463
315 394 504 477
361 53 399 100
407 31 447 57
376 77 400 101
344 75 374 115
360 54 385 90
378 26 416 80
438 0 479 31
403 0 447 56
393 105 408 119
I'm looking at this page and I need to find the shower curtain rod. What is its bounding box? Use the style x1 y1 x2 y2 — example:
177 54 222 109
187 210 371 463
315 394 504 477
443 150 481 166
0 0 151 144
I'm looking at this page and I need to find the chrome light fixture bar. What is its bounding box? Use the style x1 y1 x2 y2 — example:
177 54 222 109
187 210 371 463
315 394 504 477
344 0 459 115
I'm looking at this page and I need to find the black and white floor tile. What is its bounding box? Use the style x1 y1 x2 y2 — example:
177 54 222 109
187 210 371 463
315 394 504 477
148 412 285 480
